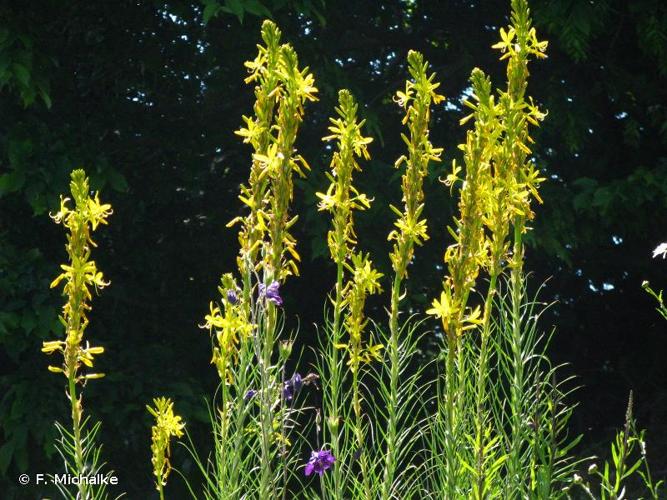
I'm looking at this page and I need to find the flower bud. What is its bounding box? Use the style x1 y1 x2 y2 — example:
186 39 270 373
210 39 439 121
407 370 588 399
327 415 339 432
279 340 293 359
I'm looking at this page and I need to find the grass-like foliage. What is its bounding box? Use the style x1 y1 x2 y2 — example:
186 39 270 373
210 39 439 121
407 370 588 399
38 1 664 499
52 419 114 500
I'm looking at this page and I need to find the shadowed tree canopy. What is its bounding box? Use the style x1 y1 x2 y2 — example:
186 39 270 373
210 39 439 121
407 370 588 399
1 0 665 496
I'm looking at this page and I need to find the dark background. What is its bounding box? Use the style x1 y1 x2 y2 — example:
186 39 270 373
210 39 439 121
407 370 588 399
1 0 665 497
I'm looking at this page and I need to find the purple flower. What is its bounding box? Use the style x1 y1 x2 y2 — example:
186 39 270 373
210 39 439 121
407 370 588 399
282 373 303 402
291 373 302 393
259 281 283 307
282 383 293 401
244 389 257 401
304 449 335 477
227 289 239 305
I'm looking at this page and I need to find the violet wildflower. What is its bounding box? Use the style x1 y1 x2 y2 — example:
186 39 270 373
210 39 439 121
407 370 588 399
304 449 335 476
226 289 239 305
282 372 303 401
282 383 294 401
244 389 257 401
258 281 283 307
291 372 302 392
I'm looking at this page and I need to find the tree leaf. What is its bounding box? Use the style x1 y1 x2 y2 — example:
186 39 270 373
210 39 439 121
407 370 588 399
11 62 30 88
202 0 222 24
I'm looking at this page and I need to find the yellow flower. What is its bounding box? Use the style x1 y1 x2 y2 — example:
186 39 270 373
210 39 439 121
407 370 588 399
147 397 185 490
426 290 458 322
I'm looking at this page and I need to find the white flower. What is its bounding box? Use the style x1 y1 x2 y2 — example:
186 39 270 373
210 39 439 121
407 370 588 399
652 242 667 259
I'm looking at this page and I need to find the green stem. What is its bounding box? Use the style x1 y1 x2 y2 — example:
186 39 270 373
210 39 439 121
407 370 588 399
68 372 88 499
508 219 525 492
445 336 458 498
328 259 345 499
218 376 229 495
352 366 372 500
280 365 289 500
258 303 278 499
473 271 499 499
230 335 253 499
66 281 88 499
382 272 402 499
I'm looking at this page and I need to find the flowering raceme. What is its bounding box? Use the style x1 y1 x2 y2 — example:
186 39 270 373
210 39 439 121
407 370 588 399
336 252 384 373
427 0 548 346
147 397 185 495
42 169 112 380
230 20 318 286
388 50 444 281
318 89 373 267
381 52 444 499
427 69 493 343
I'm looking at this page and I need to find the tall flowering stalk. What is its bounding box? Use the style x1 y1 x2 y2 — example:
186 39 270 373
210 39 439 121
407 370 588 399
382 50 443 500
425 1 548 496
253 28 315 500
336 252 383 500
317 89 373 498
234 21 317 286
201 19 317 499
459 69 506 498
147 397 185 500
319 90 373 335
42 169 112 500
490 0 547 490
232 21 282 308
427 66 491 499
199 272 255 497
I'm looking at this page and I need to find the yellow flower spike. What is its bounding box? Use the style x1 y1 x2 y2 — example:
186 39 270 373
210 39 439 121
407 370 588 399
318 89 373 267
389 51 443 285
339 252 383 374
232 20 317 287
430 68 497 343
147 397 185 494
45 169 111 380
384 58 446 481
